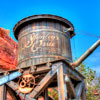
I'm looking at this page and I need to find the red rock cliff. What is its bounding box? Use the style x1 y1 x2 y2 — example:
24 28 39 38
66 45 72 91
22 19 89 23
0 28 17 71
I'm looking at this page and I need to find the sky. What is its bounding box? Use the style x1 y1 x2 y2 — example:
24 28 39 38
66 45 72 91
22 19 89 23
0 0 100 74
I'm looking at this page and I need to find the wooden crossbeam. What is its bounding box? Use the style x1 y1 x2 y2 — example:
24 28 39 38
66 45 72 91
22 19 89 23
65 74 76 98
0 63 51 76
68 68 83 81
30 62 62 98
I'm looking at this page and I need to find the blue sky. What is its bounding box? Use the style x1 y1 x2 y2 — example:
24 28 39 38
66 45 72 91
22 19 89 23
0 0 100 74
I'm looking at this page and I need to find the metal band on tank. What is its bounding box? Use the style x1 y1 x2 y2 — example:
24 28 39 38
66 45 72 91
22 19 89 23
17 55 72 65
18 29 69 40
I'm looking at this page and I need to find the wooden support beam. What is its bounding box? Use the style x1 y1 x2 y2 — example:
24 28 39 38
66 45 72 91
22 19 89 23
65 74 76 98
81 83 86 100
7 85 21 100
75 81 84 100
31 65 51 75
57 64 68 100
7 81 35 100
0 64 51 76
30 62 61 98
44 88 49 100
0 85 7 100
68 68 83 81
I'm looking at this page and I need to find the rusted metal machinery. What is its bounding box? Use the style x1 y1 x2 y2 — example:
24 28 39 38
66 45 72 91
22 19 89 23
0 14 100 100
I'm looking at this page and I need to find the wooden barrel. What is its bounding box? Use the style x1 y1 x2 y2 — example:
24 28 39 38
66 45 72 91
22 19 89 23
13 14 75 68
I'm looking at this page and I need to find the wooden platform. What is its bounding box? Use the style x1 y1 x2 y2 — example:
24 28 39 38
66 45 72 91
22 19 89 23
0 60 86 100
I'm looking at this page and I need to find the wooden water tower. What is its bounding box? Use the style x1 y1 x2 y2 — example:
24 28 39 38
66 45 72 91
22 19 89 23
0 14 100 100
13 14 86 100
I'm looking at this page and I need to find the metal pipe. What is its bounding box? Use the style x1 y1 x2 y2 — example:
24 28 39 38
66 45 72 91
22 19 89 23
0 71 22 86
71 39 100 67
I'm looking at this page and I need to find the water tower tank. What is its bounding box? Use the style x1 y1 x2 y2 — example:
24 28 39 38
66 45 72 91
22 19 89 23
13 14 75 68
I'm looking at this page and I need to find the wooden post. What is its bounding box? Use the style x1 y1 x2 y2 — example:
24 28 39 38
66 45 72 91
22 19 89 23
0 85 7 100
44 88 49 100
81 85 86 100
75 81 84 100
65 74 76 98
57 65 68 100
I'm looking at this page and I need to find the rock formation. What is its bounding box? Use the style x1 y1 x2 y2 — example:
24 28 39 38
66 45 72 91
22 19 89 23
0 28 17 71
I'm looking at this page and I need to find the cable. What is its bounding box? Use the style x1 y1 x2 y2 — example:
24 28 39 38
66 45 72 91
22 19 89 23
75 29 100 38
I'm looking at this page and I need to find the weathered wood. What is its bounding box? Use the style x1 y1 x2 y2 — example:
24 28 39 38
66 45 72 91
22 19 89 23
0 71 22 86
0 64 50 76
65 74 76 98
44 88 49 100
30 62 61 98
7 85 21 100
31 65 51 75
57 64 68 100
0 61 86 100
67 67 83 81
14 15 74 68
0 60 85 82
0 85 7 100
62 63 85 81
6 81 35 100
75 81 84 100
81 85 86 100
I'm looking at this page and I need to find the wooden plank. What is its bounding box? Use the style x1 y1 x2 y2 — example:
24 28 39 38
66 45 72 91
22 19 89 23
30 62 61 98
0 85 6 100
75 81 84 100
81 84 86 100
0 64 50 76
57 64 68 100
65 74 76 98
32 65 51 75
0 71 22 86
